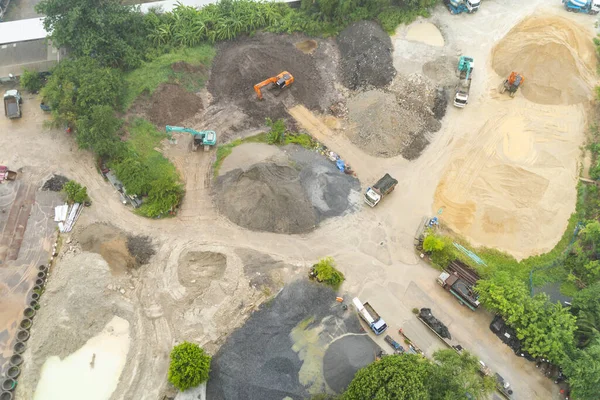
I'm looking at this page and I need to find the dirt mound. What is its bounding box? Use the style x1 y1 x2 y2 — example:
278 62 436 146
423 56 458 89
214 144 360 234
337 21 396 90
207 33 338 126
492 15 596 105
148 83 203 127
42 175 69 191
126 235 155 265
346 74 445 159
77 223 136 274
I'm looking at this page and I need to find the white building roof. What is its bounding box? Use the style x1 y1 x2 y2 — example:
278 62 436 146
0 17 48 45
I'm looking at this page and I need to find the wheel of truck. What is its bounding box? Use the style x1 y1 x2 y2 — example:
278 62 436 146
499 83 506 94
509 90 516 98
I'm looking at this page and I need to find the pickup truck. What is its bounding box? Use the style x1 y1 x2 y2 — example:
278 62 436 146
4 90 22 119
353 297 387 335
364 173 398 207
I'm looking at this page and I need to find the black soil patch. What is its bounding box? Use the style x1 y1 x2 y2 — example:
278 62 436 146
323 335 379 393
126 235 155 266
148 83 203 127
42 175 69 192
337 21 396 90
207 33 336 126
206 280 373 400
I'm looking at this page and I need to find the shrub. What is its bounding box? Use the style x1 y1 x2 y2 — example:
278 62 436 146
312 257 345 290
20 69 43 93
168 342 211 391
266 117 286 145
412 307 419 314
62 180 89 204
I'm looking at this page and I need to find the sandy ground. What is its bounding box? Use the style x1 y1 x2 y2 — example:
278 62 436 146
2 0 596 399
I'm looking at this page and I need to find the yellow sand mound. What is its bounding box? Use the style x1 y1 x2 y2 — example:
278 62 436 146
492 15 596 105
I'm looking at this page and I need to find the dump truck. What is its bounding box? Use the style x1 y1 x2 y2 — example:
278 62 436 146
563 0 600 14
437 271 480 311
0 166 17 183
4 89 22 119
443 0 480 14
364 173 398 207
352 297 387 335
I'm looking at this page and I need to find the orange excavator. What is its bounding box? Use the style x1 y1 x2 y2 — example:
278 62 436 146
254 71 294 100
499 72 524 98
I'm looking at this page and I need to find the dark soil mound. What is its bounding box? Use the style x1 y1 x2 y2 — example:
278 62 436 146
207 33 337 126
126 235 155 266
337 21 396 90
216 163 318 234
323 335 379 393
148 83 203 127
42 175 69 192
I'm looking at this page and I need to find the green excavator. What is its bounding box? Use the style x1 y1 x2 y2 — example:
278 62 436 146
165 125 217 151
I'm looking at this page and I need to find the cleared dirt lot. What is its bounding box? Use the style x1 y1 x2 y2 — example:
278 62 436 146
4 0 595 399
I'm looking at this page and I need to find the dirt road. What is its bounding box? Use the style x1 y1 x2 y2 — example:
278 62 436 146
5 0 595 399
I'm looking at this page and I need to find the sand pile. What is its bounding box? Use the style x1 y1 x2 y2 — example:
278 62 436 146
346 74 446 160
492 15 597 105
207 33 339 126
214 144 360 234
337 21 396 90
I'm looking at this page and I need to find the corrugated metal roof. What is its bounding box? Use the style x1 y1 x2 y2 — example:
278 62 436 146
0 18 48 45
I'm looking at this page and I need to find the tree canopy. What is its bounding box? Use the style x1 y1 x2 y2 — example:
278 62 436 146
36 0 151 69
343 350 493 400
168 342 211 391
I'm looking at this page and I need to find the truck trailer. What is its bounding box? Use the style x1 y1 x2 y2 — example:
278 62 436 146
3 90 22 119
352 297 388 335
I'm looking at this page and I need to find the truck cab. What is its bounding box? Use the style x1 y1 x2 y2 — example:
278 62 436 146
465 0 480 12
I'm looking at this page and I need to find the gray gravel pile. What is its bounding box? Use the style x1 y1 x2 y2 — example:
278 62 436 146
214 145 360 234
206 280 371 400
346 74 447 160
337 21 396 90
41 175 69 191
126 235 155 266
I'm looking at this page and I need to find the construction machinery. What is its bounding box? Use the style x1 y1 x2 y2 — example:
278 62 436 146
364 173 398 207
254 71 294 100
3 89 22 119
165 125 216 151
0 166 17 183
499 72 524 98
563 0 600 14
443 0 480 14
454 56 474 108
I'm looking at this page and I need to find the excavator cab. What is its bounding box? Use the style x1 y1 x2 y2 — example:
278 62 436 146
254 71 294 100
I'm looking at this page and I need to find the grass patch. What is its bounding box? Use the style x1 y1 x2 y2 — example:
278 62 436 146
123 45 215 109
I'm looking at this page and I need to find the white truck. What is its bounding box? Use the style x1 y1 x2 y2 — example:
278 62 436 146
353 297 388 335
364 173 398 207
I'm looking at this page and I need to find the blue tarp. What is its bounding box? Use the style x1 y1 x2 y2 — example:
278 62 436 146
336 159 345 172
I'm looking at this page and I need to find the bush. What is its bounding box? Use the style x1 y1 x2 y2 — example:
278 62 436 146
312 257 345 290
266 117 286 144
62 180 89 204
412 307 419 314
168 342 211 391
20 69 43 93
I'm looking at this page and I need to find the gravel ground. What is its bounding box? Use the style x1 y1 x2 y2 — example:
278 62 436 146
337 21 396 90
214 145 360 234
206 280 374 400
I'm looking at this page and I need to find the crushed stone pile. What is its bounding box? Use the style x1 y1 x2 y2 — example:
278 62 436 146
492 14 596 105
422 55 459 89
207 33 339 127
346 74 446 160
148 83 203 127
41 175 69 192
214 145 360 234
126 235 155 266
337 21 396 90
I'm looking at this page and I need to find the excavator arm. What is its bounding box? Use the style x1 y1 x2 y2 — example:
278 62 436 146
254 77 277 100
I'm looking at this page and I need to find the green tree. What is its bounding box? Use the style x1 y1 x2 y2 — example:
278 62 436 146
429 349 495 400
312 257 345 290
423 235 444 252
76 105 125 159
36 0 152 69
474 272 528 326
20 69 43 93
562 339 600 400
62 180 90 204
343 354 431 400
41 57 124 127
140 175 183 218
114 156 154 196
167 342 211 391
